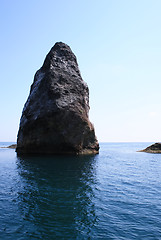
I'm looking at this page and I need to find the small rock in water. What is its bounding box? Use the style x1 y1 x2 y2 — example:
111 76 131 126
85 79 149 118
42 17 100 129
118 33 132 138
139 142 161 153
0 144 17 149
8 144 17 149
16 42 99 155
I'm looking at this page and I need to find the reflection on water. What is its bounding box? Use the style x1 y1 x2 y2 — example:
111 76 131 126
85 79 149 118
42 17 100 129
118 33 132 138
2 143 161 239
16 154 98 239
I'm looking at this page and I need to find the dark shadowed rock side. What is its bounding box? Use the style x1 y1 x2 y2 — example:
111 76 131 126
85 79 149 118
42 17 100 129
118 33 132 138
16 42 99 155
139 143 161 153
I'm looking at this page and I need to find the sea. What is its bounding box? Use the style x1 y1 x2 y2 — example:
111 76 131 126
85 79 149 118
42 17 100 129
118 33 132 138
0 142 161 240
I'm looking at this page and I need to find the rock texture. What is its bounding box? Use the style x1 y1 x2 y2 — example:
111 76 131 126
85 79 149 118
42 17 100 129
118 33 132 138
16 42 99 155
139 143 161 153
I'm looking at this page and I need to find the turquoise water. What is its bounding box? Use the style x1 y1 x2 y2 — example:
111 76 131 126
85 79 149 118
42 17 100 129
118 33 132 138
0 142 161 239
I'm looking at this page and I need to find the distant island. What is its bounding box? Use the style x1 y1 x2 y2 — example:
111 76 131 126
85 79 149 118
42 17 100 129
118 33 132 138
0 144 17 149
139 142 161 153
8 144 17 149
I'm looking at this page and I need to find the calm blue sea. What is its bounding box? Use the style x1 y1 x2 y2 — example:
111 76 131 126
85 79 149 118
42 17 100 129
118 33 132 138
0 142 161 239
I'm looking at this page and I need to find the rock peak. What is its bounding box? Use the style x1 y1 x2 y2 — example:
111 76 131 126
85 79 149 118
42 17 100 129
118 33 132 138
16 42 99 155
51 42 75 57
42 42 78 72
53 41 72 50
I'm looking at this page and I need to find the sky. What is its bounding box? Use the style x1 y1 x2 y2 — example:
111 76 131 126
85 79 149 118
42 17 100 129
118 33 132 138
1 0 161 142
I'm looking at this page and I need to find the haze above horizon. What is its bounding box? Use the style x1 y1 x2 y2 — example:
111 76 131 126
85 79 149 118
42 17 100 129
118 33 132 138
1 0 161 142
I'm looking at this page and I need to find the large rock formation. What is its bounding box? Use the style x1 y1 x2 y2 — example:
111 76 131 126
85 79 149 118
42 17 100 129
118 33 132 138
16 42 99 155
139 142 161 153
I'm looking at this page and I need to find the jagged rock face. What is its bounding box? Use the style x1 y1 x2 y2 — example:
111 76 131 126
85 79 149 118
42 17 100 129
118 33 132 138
16 42 99 155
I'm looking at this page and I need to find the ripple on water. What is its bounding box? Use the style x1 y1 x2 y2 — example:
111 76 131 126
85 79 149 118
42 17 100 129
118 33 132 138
0 143 161 239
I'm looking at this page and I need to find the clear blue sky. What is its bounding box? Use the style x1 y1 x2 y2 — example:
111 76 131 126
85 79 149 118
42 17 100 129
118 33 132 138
1 0 161 142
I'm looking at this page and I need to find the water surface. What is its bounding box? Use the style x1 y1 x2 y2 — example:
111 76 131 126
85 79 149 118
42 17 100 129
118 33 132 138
0 142 161 239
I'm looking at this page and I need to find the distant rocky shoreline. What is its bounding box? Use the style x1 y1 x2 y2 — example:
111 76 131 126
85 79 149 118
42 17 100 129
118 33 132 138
138 143 161 153
2 143 161 154
0 144 17 149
